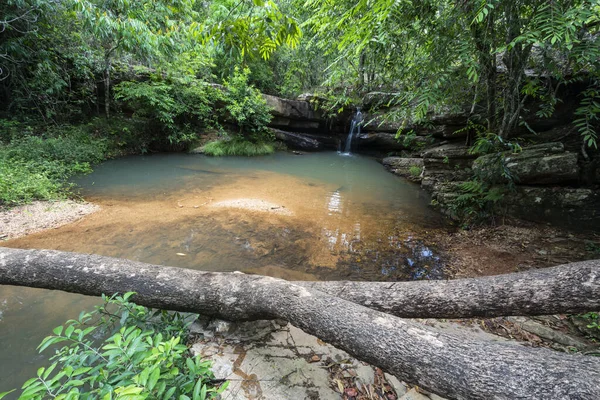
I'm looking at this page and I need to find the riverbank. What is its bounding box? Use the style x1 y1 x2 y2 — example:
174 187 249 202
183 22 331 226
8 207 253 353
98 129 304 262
0 200 99 241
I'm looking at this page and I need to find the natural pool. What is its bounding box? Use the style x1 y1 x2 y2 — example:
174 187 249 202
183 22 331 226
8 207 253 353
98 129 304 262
0 151 449 394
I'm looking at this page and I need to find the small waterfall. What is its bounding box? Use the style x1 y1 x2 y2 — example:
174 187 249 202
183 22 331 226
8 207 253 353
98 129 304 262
341 108 363 155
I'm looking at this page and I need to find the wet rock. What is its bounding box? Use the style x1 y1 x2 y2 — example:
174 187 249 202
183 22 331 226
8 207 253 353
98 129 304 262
270 128 323 151
382 157 424 182
356 132 407 151
473 142 579 185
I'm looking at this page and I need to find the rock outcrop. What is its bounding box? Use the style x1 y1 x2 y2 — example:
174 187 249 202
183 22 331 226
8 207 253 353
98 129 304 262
390 140 598 231
270 128 323 151
264 94 326 132
503 187 600 231
421 143 476 184
383 157 424 182
473 143 580 185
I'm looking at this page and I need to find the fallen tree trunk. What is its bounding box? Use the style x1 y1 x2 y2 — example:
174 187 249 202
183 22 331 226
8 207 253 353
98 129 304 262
298 260 600 318
1 247 600 399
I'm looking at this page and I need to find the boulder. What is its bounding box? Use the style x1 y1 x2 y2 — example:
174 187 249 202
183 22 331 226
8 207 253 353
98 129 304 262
473 143 579 185
263 94 328 132
270 128 323 151
382 158 424 182
504 187 600 231
263 94 317 120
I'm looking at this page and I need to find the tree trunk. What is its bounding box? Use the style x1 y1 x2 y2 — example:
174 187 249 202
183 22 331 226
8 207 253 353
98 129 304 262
103 55 111 119
498 2 532 138
300 259 600 318
1 247 599 399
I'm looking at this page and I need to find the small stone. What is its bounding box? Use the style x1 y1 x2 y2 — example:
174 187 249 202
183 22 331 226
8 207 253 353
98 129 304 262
310 355 321 363
399 388 430 400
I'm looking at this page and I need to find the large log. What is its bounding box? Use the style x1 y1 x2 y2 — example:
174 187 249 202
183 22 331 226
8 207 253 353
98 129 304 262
299 260 600 318
1 247 599 399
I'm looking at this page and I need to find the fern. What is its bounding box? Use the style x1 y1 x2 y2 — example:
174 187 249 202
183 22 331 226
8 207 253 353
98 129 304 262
574 83 600 149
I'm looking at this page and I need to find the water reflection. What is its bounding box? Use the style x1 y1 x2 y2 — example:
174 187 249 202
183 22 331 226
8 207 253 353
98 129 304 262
327 190 343 214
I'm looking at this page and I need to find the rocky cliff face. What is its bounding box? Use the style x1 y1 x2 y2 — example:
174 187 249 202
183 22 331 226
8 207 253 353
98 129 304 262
383 134 599 231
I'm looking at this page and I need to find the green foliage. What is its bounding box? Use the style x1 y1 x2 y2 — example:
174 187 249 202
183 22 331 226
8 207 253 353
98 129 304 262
396 130 428 151
221 68 273 142
11 292 227 399
447 179 506 227
114 77 221 150
574 82 600 149
196 0 302 63
579 312 600 331
0 126 109 205
408 165 422 177
202 140 274 157
447 130 523 226
0 160 62 205
470 132 522 186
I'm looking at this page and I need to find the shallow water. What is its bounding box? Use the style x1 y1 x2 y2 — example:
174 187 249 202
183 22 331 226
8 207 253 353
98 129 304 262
0 151 448 394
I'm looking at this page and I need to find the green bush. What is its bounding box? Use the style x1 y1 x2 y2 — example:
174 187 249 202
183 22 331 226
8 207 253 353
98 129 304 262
202 140 275 156
0 126 109 206
408 165 422 177
114 77 221 150
446 179 506 227
0 293 227 400
221 68 273 142
0 160 62 205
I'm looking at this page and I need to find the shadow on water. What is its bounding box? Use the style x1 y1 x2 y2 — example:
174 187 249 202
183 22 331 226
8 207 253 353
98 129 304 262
0 151 451 395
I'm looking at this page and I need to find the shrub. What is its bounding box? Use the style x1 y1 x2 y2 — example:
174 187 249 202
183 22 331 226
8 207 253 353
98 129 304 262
114 77 221 150
0 160 62 205
221 68 273 142
0 125 109 206
202 140 275 157
0 293 227 400
408 165 422 177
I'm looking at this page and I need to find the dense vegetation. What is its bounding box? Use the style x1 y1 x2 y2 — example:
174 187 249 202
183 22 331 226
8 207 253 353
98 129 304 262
1 0 599 209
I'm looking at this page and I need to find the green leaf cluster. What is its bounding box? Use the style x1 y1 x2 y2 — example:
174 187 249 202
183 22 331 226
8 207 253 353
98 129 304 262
2 293 227 400
221 67 273 142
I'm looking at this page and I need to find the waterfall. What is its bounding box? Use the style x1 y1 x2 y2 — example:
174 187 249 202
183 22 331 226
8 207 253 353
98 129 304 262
341 108 363 155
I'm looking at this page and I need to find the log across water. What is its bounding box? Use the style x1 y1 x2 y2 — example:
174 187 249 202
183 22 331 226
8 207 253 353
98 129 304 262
1 247 599 399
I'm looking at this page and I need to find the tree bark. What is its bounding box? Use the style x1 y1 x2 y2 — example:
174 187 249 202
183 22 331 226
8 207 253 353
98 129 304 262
103 55 111 119
1 247 600 399
300 259 600 318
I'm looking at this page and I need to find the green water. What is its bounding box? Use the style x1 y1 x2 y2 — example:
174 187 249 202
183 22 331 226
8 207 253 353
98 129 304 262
0 151 447 395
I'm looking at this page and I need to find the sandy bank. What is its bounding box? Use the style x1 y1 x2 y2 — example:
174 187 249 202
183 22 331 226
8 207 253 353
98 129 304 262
0 200 99 241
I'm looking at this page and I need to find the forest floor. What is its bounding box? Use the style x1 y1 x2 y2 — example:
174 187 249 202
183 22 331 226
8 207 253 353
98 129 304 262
434 221 600 279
